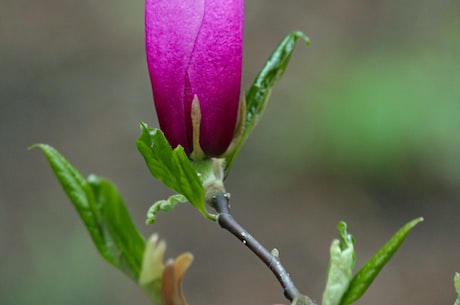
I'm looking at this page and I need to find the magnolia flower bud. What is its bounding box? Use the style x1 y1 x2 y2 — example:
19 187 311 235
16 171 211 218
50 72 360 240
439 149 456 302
145 0 244 157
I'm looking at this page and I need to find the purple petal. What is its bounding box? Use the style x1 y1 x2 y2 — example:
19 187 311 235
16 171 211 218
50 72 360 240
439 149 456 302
186 0 244 156
145 0 205 152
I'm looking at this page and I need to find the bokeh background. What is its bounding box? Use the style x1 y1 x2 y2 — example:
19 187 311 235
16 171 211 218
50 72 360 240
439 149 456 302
1 0 460 304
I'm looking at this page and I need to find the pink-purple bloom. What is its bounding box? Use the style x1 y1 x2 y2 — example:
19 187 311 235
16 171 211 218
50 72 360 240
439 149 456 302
145 0 244 157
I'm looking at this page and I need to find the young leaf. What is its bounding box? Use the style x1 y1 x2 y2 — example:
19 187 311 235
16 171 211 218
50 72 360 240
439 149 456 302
339 217 423 305
146 194 188 225
136 123 213 220
322 222 356 305
33 144 145 281
338 222 356 260
225 31 310 173
139 235 167 305
454 273 460 305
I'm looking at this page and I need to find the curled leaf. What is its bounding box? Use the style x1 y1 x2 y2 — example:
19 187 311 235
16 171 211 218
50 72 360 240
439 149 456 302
146 195 188 225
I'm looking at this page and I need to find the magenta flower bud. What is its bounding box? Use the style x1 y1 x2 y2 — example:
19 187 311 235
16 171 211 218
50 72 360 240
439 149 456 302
145 0 244 158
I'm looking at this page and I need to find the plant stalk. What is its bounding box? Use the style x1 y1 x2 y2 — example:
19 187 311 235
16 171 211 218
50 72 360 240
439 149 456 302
210 192 300 301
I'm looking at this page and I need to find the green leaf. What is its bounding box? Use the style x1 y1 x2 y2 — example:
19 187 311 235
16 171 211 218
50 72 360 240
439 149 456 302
322 222 356 305
136 123 213 220
454 273 460 305
88 175 146 280
32 144 145 281
225 31 310 172
339 217 423 305
146 194 188 225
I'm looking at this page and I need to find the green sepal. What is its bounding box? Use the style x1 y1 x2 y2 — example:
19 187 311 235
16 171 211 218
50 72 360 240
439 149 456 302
32 144 145 282
146 194 188 225
225 31 310 172
339 217 423 305
454 273 460 305
136 123 214 221
322 222 356 305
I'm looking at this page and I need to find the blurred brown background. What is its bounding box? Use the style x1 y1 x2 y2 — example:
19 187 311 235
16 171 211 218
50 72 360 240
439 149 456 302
1 0 460 304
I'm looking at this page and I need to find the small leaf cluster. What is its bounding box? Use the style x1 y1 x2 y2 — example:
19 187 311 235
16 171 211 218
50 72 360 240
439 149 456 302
322 218 423 305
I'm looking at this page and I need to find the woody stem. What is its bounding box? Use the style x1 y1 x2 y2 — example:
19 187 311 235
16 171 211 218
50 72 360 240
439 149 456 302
210 192 300 301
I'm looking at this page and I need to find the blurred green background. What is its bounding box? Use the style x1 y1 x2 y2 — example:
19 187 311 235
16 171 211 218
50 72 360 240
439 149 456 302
1 0 460 304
